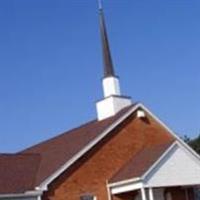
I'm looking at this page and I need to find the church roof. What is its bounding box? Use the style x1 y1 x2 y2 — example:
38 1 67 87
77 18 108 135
0 104 176 194
21 105 132 186
0 105 133 194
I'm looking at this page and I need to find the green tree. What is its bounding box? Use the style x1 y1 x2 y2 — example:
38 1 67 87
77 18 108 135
188 134 200 155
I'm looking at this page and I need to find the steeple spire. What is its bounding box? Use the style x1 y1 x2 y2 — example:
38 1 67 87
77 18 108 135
98 0 102 10
96 0 132 121
98 0 115 77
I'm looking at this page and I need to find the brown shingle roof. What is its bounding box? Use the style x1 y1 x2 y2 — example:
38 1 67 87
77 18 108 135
20 105 134 188
0 107 131 195
0 104 175 194
109 141 174 183
0 153 41 194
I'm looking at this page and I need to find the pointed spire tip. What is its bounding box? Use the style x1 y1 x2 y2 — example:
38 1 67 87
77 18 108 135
98 0 103 10
98 0 116 78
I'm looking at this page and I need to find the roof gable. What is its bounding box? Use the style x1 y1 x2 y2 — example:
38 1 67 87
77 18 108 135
145 142 200 187
109 141 200 195
109 142 174 183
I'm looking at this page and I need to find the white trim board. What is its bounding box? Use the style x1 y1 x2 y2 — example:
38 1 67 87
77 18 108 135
108 177 142 188
110 181 144 195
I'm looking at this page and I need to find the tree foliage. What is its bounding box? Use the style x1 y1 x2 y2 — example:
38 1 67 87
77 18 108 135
183 134 200 155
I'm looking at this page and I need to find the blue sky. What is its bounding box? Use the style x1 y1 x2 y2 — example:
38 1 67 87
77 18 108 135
0 0 200 153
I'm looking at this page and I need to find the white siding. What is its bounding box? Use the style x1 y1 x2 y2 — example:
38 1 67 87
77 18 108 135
145 144 200 187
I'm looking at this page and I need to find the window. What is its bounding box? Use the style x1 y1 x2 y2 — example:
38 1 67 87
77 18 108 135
80 194 97 200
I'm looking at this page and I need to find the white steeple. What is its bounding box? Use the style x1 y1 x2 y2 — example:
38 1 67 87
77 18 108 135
96 0 132 121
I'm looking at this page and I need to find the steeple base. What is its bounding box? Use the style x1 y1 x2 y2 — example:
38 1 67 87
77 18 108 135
96 95 132 121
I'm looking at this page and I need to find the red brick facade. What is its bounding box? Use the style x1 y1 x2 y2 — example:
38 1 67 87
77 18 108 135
42 114 174 200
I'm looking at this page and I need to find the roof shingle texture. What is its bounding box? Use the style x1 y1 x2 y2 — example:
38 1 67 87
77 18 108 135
0 154 41 194
0 105 175 194
109 142 174 183
0 105 132 194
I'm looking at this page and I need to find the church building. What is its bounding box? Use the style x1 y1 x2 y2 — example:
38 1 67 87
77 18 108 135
1 2 200 200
